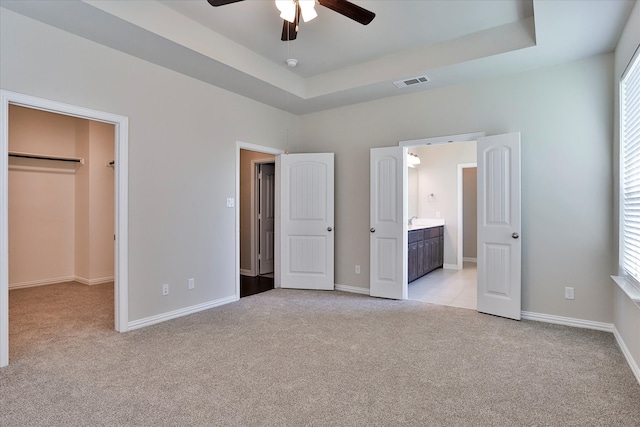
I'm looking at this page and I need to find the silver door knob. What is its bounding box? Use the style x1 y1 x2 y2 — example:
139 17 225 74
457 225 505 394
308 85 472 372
327 227 332 232
370 228 375 233
512 232 519 239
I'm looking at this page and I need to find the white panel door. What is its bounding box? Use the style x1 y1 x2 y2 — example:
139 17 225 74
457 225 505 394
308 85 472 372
258 163 275 275
370 146 407 299
477 132 521 320
280 153 334 290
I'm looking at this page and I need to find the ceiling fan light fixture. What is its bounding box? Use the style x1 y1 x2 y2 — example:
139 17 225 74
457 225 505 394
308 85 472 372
299 0 317 22
275 0 296 23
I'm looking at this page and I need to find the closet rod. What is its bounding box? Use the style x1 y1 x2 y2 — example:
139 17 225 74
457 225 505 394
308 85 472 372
8 151 84 164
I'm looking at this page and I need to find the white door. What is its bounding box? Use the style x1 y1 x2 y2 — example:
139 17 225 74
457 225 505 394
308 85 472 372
258 163 275 275
370 146 407 299
279 153 334 290
477 132 521 320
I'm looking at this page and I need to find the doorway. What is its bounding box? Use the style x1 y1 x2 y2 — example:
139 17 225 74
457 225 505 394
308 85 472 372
0 90 129 367
236 143 284 299
405 143 478 309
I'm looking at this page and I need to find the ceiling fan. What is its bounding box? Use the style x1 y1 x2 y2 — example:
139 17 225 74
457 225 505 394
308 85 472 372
206 0 375 41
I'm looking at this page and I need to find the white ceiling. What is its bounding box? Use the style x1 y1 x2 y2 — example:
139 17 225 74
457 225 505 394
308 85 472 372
0 0 635 114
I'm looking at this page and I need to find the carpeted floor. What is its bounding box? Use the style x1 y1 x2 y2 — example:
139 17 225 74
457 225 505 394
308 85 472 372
2 281 640 426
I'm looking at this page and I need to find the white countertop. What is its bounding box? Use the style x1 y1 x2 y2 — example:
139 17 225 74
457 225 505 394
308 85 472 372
408 218 445 231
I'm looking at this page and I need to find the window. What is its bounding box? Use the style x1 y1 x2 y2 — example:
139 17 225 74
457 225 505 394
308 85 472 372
620 45 640 288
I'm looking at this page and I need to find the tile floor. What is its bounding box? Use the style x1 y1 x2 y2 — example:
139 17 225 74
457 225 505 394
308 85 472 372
408 261 477 310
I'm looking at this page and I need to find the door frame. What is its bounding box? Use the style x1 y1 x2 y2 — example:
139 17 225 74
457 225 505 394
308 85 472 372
235 142 284 298
457 162 477 270
254 160 275 276
397 132 485 299
0 90 129 368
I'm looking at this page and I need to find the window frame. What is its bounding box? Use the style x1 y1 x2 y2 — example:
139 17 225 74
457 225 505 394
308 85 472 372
619 43 640 291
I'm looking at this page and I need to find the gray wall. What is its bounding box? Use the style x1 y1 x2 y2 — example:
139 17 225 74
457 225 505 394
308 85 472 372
299 53 615 323
1 9 298 322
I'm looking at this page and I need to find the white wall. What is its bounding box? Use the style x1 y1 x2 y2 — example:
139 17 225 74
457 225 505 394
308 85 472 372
613 1 640 379
300 53 614 323
415 142 476 266
1 9 297 321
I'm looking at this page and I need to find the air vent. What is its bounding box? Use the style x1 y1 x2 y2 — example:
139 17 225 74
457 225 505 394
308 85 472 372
393 75 430 89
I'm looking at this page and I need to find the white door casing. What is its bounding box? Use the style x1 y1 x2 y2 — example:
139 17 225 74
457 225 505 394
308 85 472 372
258 163 275 275
370 146 407 299
477 132 521 320
279 153 334 290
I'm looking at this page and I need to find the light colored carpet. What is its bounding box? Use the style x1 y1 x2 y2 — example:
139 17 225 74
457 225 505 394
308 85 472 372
1 281 639 426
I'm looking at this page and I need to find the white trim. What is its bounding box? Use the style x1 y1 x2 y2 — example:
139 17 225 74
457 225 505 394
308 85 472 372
463 257 477 263
74 276 115 286
236 142 284 300
0 90 129 368
443 263 460 270
252 159 276 277
611 275 640 307
457 162 477 270
335 284 370 295
239 269 254 277
521 311 613 332
127 295 237 330
9 276 75 290
613 325 640 385
399 132 486 147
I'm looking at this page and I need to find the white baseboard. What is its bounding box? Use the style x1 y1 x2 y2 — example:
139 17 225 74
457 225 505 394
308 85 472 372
521 311 613 332
613 325 640 385
74 276 114 286
127 295 238 331
335 284 370 295
443 263 459 270
239 268 254 277
9 276 75 290
463 257 477 263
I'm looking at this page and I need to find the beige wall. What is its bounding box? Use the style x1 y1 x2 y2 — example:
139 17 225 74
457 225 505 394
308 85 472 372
613 1 640 379
8 105 114 287
8 105 77 285
239 150 275 274
462 167 477 259
299 53 614 324
415 142 476 266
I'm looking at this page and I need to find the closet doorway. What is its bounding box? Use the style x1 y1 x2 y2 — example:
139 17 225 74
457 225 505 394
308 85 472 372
0 90 129 368
239 148 276 297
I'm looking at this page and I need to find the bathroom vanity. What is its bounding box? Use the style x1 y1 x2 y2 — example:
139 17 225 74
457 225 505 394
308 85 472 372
408 220 444 283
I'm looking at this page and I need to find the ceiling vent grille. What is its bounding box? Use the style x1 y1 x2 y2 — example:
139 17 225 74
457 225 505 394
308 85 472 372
393 75 430 89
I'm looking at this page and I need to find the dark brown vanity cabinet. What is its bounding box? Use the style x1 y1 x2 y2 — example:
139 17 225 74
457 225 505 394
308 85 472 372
408 226 444 283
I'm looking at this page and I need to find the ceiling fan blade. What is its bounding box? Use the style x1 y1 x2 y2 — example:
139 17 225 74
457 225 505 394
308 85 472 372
281 3 300 41
317 0 375 25
207 0 244 6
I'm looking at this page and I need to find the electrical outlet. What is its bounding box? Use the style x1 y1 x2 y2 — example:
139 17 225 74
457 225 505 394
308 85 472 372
436 211 441 218
188 278 195 290
162 283 169 296
226 198 235 208
564 287 574 300
355 265 361 275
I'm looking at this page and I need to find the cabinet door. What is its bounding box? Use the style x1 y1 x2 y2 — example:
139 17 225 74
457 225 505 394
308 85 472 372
408 242 418 282
417 240 425 277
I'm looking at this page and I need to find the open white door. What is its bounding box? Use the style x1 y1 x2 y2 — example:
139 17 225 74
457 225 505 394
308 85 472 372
370 146 407 299
477 132 521 320
279 153 334 290
258 163 275 275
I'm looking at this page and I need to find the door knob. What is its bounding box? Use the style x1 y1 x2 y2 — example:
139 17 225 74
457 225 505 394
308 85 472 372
512 232 519 239
370 228 376 233
327 227 333 232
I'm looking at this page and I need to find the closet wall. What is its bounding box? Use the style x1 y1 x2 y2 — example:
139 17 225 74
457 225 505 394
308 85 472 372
8 105 114 288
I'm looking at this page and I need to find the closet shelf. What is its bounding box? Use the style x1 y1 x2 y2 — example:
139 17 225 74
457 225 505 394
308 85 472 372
8 151 84 164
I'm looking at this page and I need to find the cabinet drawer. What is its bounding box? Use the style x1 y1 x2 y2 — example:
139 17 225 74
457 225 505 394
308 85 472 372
408 229 424 243
425 227 440 238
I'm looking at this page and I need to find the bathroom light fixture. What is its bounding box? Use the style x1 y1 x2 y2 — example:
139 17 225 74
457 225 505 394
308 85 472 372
408 152 421 167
